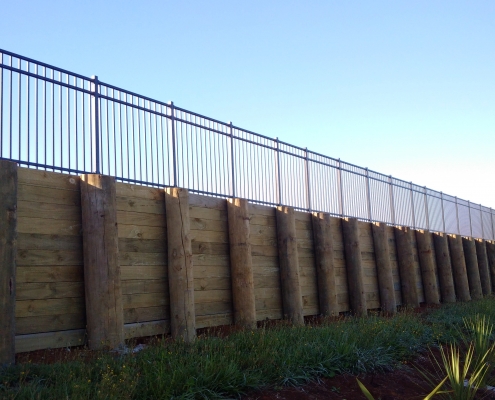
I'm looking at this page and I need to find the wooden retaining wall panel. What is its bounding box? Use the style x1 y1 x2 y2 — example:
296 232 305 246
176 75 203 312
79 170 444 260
115 182 169 335
249 203 283 321
16 329 86 353
330 217 350 312
16 169 86 341
295 211 318 316
189 194 233 326
358 221 380 309
385 225 403 306
410 232 426 303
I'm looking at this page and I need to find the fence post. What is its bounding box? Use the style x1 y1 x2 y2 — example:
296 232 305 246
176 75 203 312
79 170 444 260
0 160 17 365
491 208 495 241
424 186 430 231
229 122 235 198
440 192 446 233
338 159 344 217
365 168 372 222
90 75 101 174
169 101 177 187
455 196 460 235
410 182 416 229
468 200 473 237
305 148 311 212
275 137 281 206
480 205 484 239
389 175 396 225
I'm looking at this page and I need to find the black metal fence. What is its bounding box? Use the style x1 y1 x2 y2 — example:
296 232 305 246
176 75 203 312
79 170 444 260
1 48 494 240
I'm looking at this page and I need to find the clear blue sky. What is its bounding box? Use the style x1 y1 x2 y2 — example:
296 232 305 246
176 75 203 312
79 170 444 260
1 0 494 206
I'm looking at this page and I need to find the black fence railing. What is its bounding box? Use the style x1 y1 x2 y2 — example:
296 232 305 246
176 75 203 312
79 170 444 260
1 48 494 240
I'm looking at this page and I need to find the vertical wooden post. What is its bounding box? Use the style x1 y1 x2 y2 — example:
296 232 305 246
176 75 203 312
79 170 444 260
312 212 339 317
371 222 396 314
0 161 17 365
448 235 471 302
394 226 419 308
462 237 483 300
227 198 256 329
276 206 304 325
475 239 492 296
80 174 124 350
486 241 495 293
165 187 196 342
342 218 367 316
432 233 456 303
415 230 440 304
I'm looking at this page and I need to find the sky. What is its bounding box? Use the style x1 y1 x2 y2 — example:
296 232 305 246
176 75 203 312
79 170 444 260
1 0 494 207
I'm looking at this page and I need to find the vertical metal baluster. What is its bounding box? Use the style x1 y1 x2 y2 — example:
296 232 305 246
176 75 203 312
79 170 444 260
26 62 30 164
35 64 39 167
229 121 235 197
410 182 416 229
480 205 484 240
389 175 395 225
0 53 3 157
275 137 281 205
365 168 372 222
305 148 311 212
491 208 494 241
424 187 430 231
455 196 460 235
90 75 100 174
338 159 344 217
468 200 473 237
440 192 446 233
169 101 177 187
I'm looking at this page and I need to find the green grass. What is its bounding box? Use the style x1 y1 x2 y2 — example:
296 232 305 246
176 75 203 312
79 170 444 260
2 297 495 399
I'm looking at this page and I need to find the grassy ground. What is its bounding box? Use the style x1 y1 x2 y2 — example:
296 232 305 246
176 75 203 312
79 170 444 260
2 297 495 399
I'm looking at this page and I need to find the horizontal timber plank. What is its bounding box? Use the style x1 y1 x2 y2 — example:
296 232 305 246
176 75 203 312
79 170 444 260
195 301 232 316
255 296 282 311
123 292 169 309
117 210 166 227
115 182 164 201
122 279 168 295
119 252 167 266
189 194 227 210
196 313 233 329
124 320 170 339
118 238 164 253
190 230 228 244
256 309 283 321
18 233 82 251
17 266 83 283
117 196 165 214
195 289 232 304
252 256 278 268
121 265 167 280
192 241 229 255
17 249 83 266
18 201 81 221
190 217 227 232
118 224 166 240
192 254 229 267
250 224 277 238
195 276 231 291
189 206 227 222
124 306 169 324
248 203 275 217
194 265 231 279
16 282 84 300
249 214 275 227
15 329 86 353
18 184 81 206
295 219 312 231
18 168 80 191
251 245 278 257
16 297 85 318
18 217 82 236
16 314 85 335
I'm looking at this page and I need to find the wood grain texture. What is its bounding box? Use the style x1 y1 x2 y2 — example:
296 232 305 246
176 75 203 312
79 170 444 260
124 320 170 339
15 329 85 353
432 233 456 303
342 218 367 316
394 227 419 308
462 237 483 300
0 160 17 364
487 242 495 293
276 206 304 325
16 313 85 335
165 187 196 342
227 198 256 329
312 212 338 316
81 174 124 349
415 230 440 304
371 222 396 314
447 235 471 301
475 240 492 296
